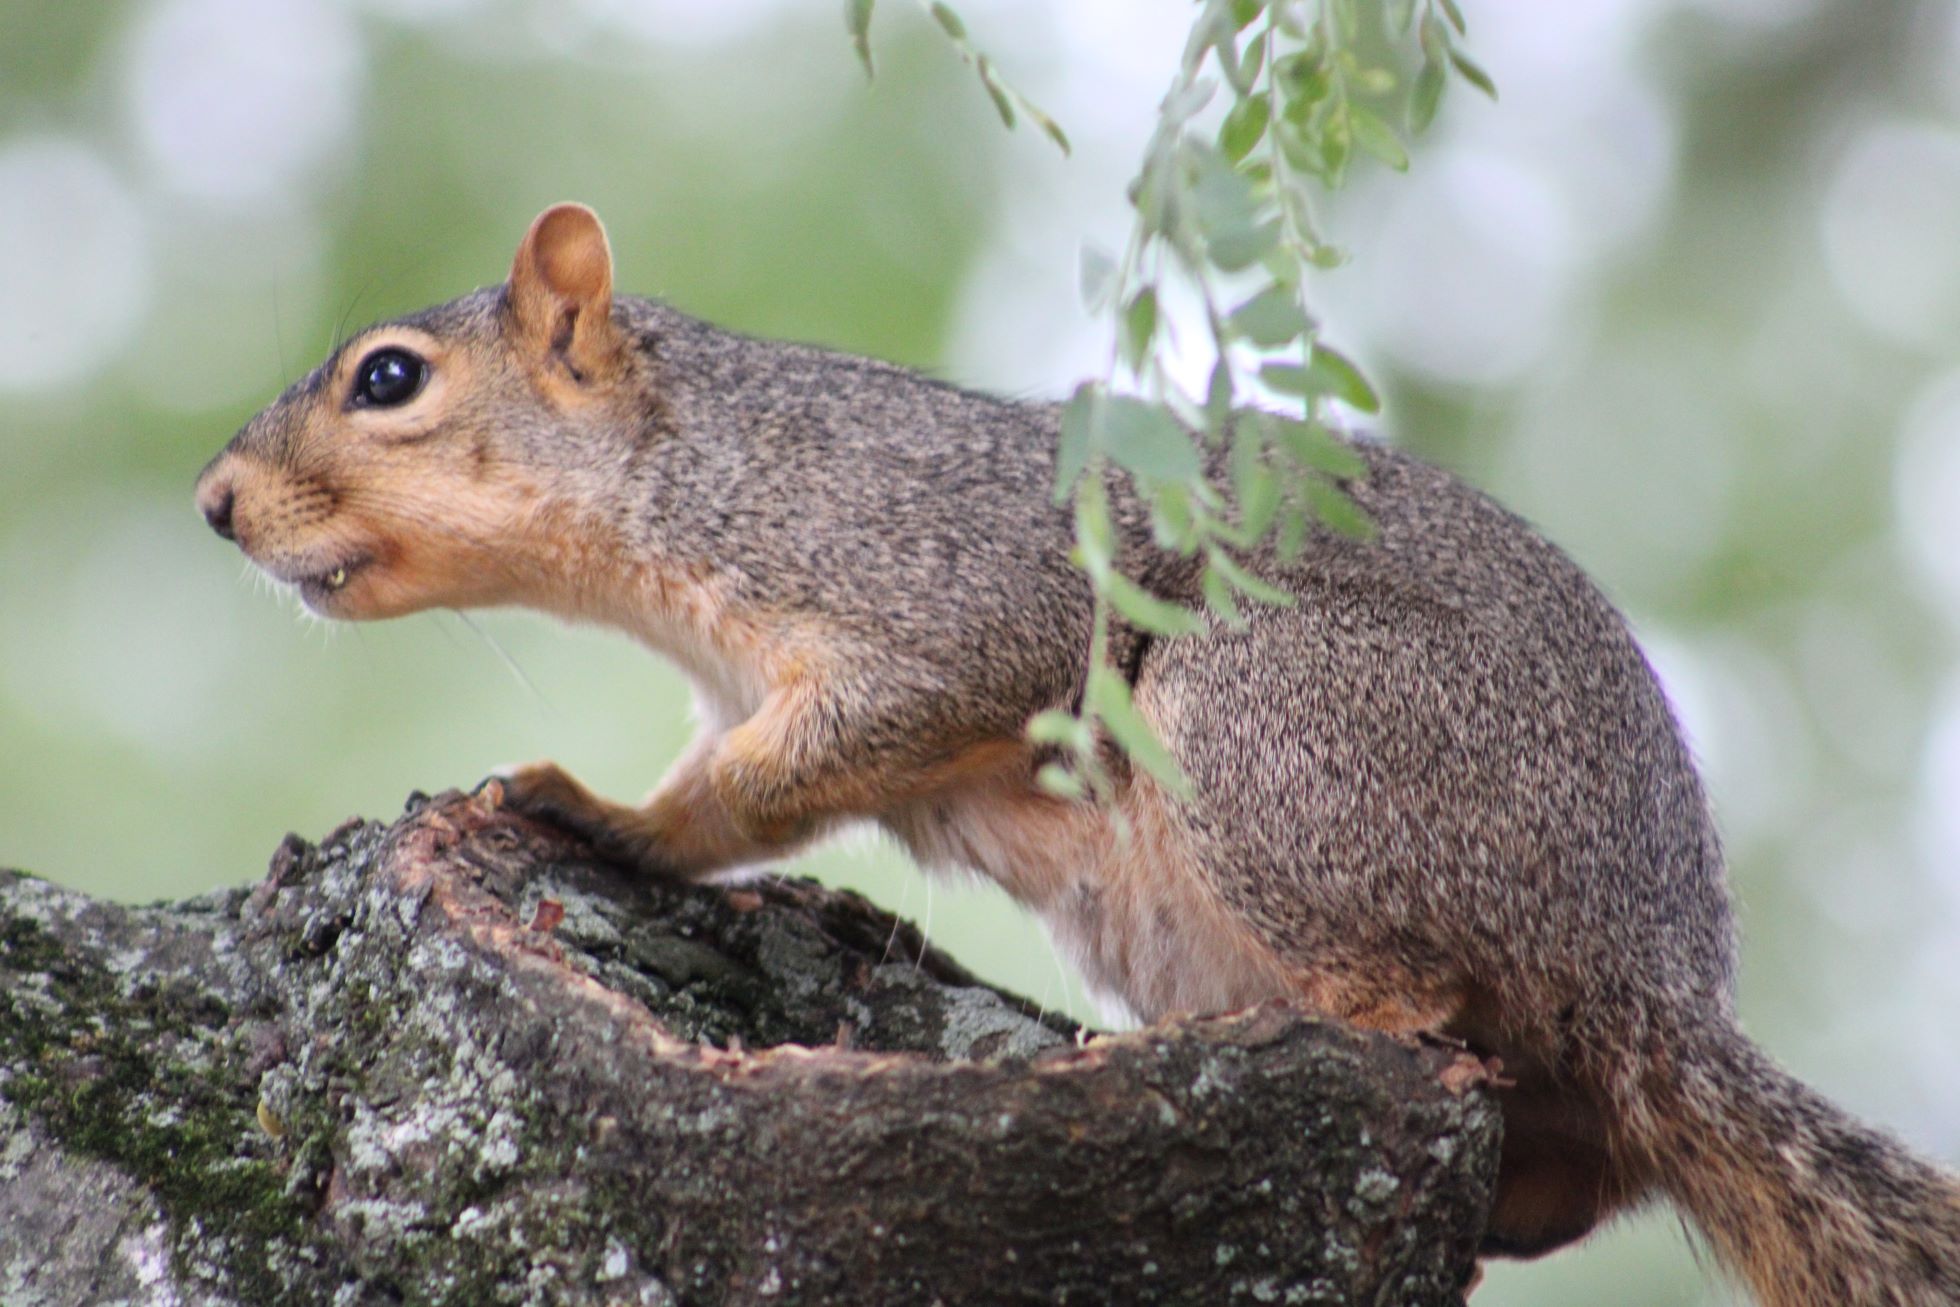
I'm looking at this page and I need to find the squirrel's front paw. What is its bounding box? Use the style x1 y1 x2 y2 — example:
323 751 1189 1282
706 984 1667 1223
482 760 646 866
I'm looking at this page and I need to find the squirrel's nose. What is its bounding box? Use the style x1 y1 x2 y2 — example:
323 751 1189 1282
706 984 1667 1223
198 477 237 542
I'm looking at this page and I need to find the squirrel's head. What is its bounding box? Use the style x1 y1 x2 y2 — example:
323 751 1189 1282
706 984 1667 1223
194 203 648 619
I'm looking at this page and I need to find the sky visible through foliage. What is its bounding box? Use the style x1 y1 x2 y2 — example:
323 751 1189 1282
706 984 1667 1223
2 2 1957 1301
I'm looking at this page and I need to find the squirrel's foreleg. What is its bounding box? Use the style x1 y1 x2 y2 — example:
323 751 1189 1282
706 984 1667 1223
709 665 1027 845
497 664 986 878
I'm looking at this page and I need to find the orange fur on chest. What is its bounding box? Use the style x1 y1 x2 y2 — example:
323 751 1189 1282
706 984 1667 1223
516 502 794 729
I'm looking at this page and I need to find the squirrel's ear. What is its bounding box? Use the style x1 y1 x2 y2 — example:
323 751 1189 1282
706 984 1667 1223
507 203 623 379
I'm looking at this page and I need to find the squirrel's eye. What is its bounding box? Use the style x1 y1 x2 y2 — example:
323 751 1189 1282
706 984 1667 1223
352 348 427 408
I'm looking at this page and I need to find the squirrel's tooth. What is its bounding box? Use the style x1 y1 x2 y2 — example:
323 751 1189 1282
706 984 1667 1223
327 566 347 590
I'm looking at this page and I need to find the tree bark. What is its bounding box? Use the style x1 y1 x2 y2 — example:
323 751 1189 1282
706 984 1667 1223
0 788 1499 1306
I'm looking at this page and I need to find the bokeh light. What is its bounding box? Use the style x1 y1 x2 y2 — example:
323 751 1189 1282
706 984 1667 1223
1822 120 1960 349
1344 148 1584 385
0 137 149 390
124 0 363 208
1896 369 1960 624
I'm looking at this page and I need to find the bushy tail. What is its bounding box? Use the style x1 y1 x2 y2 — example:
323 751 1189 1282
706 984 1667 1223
1628 1015 1960 1307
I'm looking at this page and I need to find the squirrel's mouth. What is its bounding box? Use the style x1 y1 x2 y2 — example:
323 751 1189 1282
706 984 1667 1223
286 553 373 609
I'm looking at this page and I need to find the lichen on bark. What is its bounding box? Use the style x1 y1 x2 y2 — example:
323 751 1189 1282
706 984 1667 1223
1 789 1499 1305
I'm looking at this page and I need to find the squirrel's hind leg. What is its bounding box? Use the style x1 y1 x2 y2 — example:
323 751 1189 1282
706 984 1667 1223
1476 1085 1633 1258
1442 1007 1650 1260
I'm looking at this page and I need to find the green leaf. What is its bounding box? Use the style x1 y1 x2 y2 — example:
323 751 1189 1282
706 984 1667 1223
1209 217 1281 272
1234 457 1282 541
1449 48 1498 100
1035 762 1086 798
1162 76 1219 126
1120 288 1158 373
1262 413 1366 478
976 55 1016 129
1439 0 1467 35
1205 360 1234 430
1260 362 1313 396
1079 244 1116 312
1350 106 1409 171
1266 347 1380 414
1027 709 1094 754
1410 57 1446 133
1303 475 1375 538
1240 30 1267 86
1242 470 1282 541
929 1 966 40
1207 547 1295 606
1162 386 1208 437
1181 3 1232 78
1087 668 1192 795
1277 503 1309 559
1273 53 1331 109
1214 32 1253 95
1190 144 1260 234
1101 395 1202 484
1228 0 1264 31
1149 482 1197 552
1106 571 1206 636
1074 477 1116 580
1054 383 1101 502
1128 162 1166 233
845 0 875 76
1023 99 1072 155
1201 565 1245 626
1274 118 1321 174
1320 104 1352 187
1219 92 1271 164
1231 411 1263 498
1277 176 1319 237
1228 284 1310 347
1418 12 1450 63
1306 241 1346 269
1304 343 1381 413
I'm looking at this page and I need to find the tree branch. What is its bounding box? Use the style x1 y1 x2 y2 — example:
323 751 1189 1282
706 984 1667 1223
1 789 1498 1305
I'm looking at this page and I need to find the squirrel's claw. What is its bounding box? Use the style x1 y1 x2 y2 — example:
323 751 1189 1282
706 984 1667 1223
485 759 600 831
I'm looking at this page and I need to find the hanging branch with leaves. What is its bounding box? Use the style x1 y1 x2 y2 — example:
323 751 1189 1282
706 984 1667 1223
848 0 1494 802
847 0 1071 152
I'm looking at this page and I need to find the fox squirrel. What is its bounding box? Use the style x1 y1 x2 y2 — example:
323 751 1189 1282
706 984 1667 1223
195 203 1960 1305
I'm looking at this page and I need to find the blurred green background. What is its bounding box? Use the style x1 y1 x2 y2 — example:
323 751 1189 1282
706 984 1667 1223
2 1 1957 1302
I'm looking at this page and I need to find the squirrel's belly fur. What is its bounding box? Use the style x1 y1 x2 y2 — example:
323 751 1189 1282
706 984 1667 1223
886 766 1300 1025
194 205 1960 1307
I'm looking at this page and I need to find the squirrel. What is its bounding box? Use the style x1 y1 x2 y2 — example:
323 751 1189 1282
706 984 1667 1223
195 203 1960 1306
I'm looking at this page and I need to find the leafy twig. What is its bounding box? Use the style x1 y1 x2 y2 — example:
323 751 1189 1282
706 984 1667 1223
845 0 1496 799
847 0 1070 154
